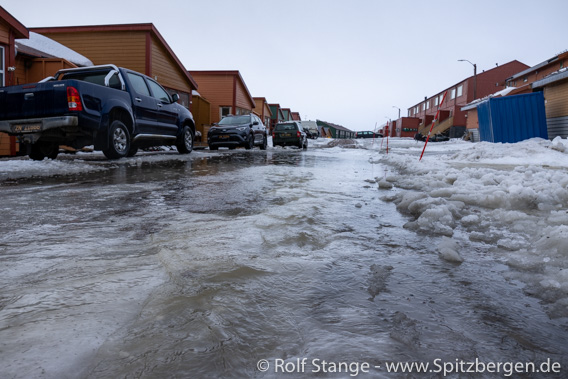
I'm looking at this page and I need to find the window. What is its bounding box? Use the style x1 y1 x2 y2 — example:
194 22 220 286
422 103 425 111
426 101 430 110
220 106 232 119
127 73 151 96
450 88 456 99
147 79 171 103
434 97 439 106
0 45 5 87
457 85 463 97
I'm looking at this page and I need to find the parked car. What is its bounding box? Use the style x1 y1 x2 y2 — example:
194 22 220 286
0 64 195 160
273 121 308 149
356 131 380 139
299 121 319 139
208 114 267 150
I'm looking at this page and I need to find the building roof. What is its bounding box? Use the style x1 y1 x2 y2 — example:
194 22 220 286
0 6 28 39
31 23 198 89
507 51 568 82
16 32 93 66
532 68 568 88
409 60 529 109
461 86 518 111
317 119 354 132
253 97 273 117
189 70 255 108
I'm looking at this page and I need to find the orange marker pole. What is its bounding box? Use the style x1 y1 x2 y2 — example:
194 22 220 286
419 91 448 161
386 121 389 154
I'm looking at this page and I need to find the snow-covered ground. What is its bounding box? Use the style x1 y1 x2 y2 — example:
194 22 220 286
362 136 568 319
1 137 567 320
1 136 567 377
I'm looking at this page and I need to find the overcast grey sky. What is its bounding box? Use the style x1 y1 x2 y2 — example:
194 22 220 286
3 0 568 131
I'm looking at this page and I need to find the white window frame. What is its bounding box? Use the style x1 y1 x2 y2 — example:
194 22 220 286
0 45 5 87
457 85 463 97
434 97 439 106
426 100 430 110
450 88 456 99
220 106 232 119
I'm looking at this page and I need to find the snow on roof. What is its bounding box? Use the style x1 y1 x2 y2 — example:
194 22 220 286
16 32 93 67
460 86 518 111
532 67 568 89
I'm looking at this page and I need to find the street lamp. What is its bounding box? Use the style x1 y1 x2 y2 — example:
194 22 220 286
458 59 477 100
392 106 401 119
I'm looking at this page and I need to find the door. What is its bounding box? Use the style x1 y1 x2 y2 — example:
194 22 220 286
147 79 178 136
126 72 158 135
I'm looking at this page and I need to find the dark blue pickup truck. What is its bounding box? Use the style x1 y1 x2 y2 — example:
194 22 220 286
0 64 195 160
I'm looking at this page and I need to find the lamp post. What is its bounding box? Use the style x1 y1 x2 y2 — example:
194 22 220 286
392 106 401 119
458 59 477 100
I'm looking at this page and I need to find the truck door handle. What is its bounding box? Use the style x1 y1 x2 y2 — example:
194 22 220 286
135 98 142 102
157 103 163 108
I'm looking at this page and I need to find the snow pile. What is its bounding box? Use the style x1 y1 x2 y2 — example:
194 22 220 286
368 137 568 318
16 32 93 67
0 157 107 180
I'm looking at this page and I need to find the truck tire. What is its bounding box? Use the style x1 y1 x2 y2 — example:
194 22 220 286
127 145 138 157
176 125 194 154
103 120 130 159
29 142 59 161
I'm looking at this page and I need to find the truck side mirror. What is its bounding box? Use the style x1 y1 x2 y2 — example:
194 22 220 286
171 93 180 103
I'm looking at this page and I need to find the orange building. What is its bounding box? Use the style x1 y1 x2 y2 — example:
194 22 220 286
253 97 273 129
1 6 90 156
31 23 197 111
189 70 256 124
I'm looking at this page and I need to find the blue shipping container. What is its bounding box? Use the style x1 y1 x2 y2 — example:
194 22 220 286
477 92 548 143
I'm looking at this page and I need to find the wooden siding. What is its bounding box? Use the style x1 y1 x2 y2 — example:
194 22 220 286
190 72 236 124
235 78 254 111
150 35 191 94
0 20 10 44
191 95 211 145
27 58 76 83
465 109 479 130
37 31 147 73
544 81 568 118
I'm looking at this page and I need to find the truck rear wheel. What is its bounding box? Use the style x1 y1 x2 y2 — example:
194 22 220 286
103 120 130 159
29 142 59 161
176 125 194 154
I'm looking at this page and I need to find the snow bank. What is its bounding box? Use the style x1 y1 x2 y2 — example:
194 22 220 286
368 137 568 318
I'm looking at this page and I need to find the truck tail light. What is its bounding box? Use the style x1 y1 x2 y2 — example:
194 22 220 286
297 131 301 138
67 86 83 111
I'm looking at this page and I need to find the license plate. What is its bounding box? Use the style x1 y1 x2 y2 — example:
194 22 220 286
218 135 230 139
281 133 291 137
12 123 42 133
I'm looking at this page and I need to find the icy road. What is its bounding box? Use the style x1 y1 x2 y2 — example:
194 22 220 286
0 138 567 378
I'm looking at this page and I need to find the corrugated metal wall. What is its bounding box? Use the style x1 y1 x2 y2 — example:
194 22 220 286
477 92 548 143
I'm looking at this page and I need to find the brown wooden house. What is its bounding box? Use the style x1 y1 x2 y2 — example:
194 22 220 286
532 68 568 138
188 70 256 124
268 104 285 133
253 97 272 128
31 23 197 111
1 7 91 156
0 6 27 156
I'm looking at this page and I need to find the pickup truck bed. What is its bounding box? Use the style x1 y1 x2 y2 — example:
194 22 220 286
0 64 195 160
